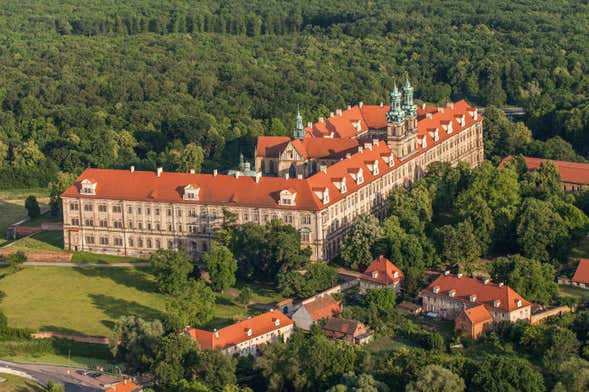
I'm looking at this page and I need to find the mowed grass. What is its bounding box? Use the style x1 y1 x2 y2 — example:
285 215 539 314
0 188 49 246
7 231 66 253
559 284 589 301
0 266 167 336
0 266 284 336
0 373 43 392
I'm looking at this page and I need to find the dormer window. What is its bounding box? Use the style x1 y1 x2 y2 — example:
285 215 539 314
313 187 330 204
516 299 522 308
493 299 501 308
273 318 280 327
341 179 347 193
183 184 200 201
365 160 379 176
420 137 427 148
393 271 399 279
352 120 362 131
371 271 378 279
246 328 253 337
469 294 477 302
432 286 440 294
332 178 347 194
279 189 297 206
448 289 456 297
80 179 97 196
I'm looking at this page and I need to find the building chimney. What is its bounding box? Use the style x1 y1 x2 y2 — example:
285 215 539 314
438 107 445 113
379 102 384 107
364 143 372 151
189 169 195 174
213 169 218 176
372 138 379 146
130 165 135 173
457 273 463 278
255 172 262 183
307 122 313 128
347 104 352 110
285 173 289 180
319 117 324 123
421 103 426 109
235 172 240 179
156 167 163 177
329 112 334 117
297 174 303 179
444 270 450 276
358 146 364 153
446 102 454 109
358 101 364 108
213 329 219 339
336 109 342 116
484 279 490 285
345 153 351 159
498 282 504 287
320 165 327 174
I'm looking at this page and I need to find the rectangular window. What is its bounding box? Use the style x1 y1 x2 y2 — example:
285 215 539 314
146 239 152 248
138 239 143 248
85 236 95 244
100 237 109 245
301 232 310 242
98 205 107 212
70 203 79 211
114 238 123 246
138 222 143 230
156 223 161 231
71 218 80 226
137 207 142 214
155 209 160 216
302 215 311 225
99 220 108 227
178 225 183 232
156 239 161 249
84 204 93 212
147 223 152 230
167 209 172 217
127 206 132 214
114 221 123 229
112 206 122 213
129 238 134 247
85 219 94 226
146 208 151 215
128 221 133 229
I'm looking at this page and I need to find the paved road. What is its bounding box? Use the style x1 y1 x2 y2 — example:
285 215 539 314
0 261 150 267
0 359 104 391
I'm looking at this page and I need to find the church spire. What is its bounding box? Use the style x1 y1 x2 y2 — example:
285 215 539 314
386 81 404 124
402 76 417 117
293 106 305 139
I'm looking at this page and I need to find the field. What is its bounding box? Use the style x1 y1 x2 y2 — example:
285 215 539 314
0 266 283 336
0 188 49 246
558 285 589 301
0 373 43 392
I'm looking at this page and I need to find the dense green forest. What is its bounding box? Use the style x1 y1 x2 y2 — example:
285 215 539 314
0 0 588 187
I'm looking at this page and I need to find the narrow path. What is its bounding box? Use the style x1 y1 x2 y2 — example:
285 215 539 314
0 261 150 267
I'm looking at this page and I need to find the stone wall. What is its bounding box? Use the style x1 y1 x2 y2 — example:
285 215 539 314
0 249 72 263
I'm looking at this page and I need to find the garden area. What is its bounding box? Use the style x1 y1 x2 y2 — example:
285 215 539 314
0 373 43 392
0 188 49 247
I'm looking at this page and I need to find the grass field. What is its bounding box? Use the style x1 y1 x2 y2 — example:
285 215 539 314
0 373 43 392
0 188 49 246
0 266 283 336
559 284 589 301
7 231 66 253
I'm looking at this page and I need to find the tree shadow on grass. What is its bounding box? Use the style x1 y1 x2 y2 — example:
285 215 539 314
74 267 158 293
89 294 165 323
38 325 86 335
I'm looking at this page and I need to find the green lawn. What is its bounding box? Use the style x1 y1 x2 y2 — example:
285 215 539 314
0 373 43 392
71 252 145 264
0 188 49 246
559 284 589 301
0 266 283 336
0 266 167 336
571 234 589 261
24 212 60 228
7 231 66 253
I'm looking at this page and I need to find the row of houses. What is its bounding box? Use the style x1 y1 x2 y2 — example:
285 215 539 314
183 254 578 354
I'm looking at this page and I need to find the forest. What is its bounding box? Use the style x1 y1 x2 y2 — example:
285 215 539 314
0 0 588 188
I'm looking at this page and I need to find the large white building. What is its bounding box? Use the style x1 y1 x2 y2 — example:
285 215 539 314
62 81 484 260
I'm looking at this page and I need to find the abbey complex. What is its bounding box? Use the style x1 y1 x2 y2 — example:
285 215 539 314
61 81 484 260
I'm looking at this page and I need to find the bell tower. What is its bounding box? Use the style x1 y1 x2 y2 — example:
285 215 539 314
386 81 418 160
293 107 305 139
402 77 418 134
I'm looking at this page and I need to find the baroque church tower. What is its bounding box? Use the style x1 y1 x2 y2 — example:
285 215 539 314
386 78 418 160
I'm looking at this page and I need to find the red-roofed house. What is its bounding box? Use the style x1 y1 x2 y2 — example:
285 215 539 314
455 305 493 339
184 309 294 356
361 255 404 291
500 156 589 192
323 318 372 345
61 81 483 261
104 380 141 392
419 273 531 323
291 295 342 330
572 259 589 289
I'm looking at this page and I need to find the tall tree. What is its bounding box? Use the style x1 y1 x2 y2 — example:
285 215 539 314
341 214 383 270
406 365 465 392
202 242 237 292
150 249 194 295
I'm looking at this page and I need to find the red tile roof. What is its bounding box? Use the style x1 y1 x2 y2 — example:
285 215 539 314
105 380 140 392
185 309 293 351
462 304 493 324
363 255 404 285
420 274 530 313
64 100 481 212
303 296 342 321
573 259 589 285
500 156 589 185
323 318 367 337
